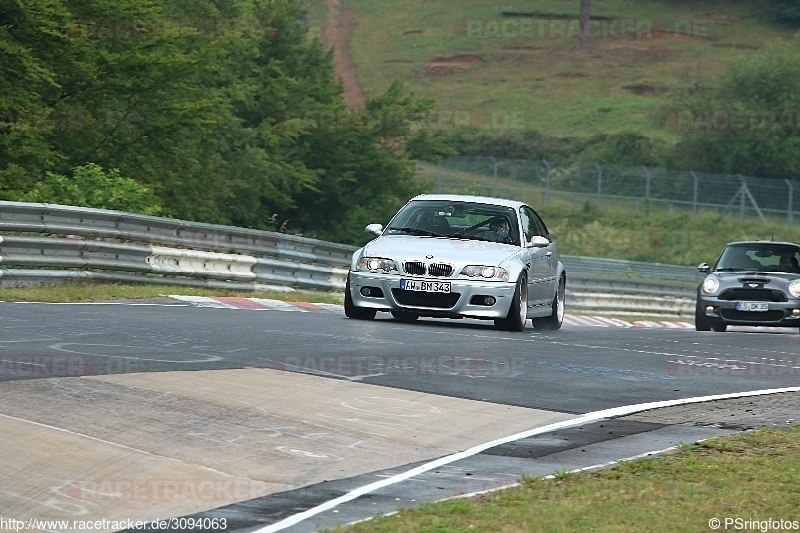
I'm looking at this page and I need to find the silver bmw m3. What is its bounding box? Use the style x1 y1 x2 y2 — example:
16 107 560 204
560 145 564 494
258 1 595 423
344 194 566 331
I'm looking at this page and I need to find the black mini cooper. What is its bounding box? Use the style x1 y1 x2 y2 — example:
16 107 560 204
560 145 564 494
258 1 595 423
696 241 800 332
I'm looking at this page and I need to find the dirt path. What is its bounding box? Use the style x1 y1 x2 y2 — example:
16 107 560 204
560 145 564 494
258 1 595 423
321 0 366 108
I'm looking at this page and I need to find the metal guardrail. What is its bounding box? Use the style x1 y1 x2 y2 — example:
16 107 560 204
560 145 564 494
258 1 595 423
0 201 351 291
0 201 701 316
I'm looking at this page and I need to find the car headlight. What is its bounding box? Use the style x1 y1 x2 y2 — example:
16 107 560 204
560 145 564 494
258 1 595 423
357 256 398 273
701 276 720 295
461 265 509 280
790 280 800 298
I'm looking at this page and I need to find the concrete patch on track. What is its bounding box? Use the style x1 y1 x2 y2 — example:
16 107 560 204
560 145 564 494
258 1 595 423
0 368 573 529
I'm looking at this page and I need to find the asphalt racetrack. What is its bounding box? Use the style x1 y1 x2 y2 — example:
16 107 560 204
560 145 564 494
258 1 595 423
1 298 798 532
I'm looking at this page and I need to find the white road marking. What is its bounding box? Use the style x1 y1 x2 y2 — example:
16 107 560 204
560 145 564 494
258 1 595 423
256 386 800 533
169 296 694 328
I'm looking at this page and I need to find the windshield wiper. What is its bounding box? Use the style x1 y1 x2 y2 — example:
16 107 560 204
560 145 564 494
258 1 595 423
388 226 442 237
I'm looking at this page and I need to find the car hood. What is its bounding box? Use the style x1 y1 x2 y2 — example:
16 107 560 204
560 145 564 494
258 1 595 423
713 271 799 282
363 235 519 267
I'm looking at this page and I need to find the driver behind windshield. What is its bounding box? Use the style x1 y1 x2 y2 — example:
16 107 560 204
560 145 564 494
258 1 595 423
491 219 510 241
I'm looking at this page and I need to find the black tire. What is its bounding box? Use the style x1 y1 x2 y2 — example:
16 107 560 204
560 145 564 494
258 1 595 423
532 275 565 331
494 275 528 332
695 306 726 332
391 311 419 323
711 322 728 332
344 276 376 320
694 307 712 331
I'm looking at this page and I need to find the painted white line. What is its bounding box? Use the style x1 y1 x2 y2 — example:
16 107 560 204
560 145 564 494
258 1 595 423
255 386 800 533
589 315 631 328
168 295 241 308
249 298 309 311
343 436 730 530
563 315 597 327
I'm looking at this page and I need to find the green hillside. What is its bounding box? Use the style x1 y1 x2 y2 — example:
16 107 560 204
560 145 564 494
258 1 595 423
311 0 795 141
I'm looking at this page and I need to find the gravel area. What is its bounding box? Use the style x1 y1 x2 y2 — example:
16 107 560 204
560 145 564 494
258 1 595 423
624 392 800 430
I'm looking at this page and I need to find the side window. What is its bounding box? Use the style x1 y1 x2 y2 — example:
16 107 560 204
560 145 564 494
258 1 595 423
519 208 534 243
531 209 550 239
521 206 546 242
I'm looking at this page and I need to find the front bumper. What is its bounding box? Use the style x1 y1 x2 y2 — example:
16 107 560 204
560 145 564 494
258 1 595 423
698 296 800 326
349 271 517 319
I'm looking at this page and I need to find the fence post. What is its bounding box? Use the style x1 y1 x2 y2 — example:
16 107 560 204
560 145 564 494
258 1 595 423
490 156 498 196
690 171 699 214
786 179 794 227
642 166 651 214
436 158 442 193
595 163 603 209
543 159 551 202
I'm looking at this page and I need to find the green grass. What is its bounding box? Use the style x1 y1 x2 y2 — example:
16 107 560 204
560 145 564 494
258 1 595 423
312 0 796 139
416 161 800 266
0 283 345 304
330 426 800 532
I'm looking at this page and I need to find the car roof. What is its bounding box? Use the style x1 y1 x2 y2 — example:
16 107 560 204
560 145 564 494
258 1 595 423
409 194 528 210
725 240 800 248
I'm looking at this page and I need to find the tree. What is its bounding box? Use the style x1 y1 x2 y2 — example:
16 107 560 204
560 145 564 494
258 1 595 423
0 0 78 198
22 163 161 214
769 0 800 26
0 0 441 244
669 37 800 180
283 80 438 243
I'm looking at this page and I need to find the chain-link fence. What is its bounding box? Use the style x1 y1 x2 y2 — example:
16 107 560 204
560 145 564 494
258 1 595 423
429 156 799 226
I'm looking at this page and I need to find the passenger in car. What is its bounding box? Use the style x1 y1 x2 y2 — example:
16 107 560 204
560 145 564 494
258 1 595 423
779 255 800 273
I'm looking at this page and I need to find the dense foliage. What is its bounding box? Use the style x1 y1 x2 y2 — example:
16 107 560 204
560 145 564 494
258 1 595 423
668 37 800 179
3 0 800 247
0 0 440 243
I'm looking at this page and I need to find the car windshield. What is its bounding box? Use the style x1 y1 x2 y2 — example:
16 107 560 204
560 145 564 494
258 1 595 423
715 243 800 273
385 200 520 245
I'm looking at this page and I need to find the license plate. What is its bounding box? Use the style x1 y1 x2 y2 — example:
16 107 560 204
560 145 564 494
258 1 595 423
400 279 451 293
735 302 769 312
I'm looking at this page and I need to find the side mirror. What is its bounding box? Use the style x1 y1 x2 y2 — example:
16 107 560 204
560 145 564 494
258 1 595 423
365 223 383 236
698 263 710 273
528 236 550 248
